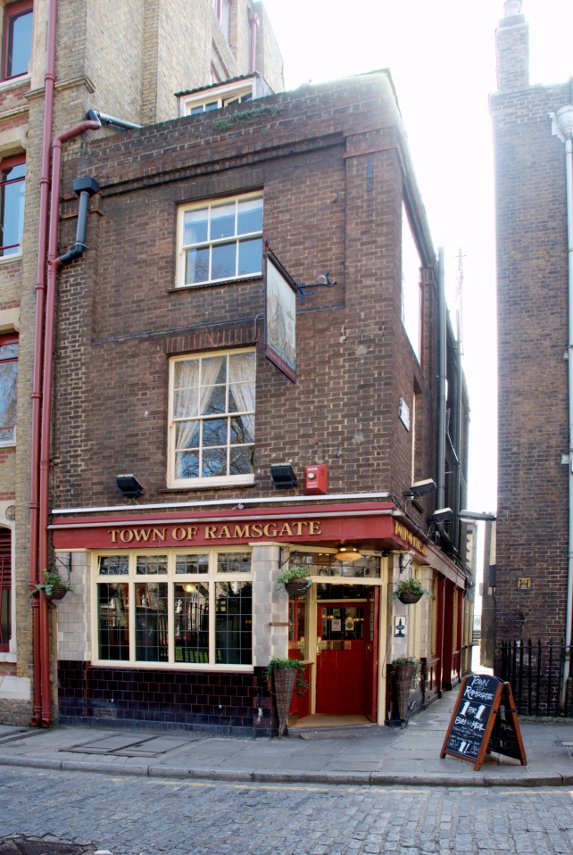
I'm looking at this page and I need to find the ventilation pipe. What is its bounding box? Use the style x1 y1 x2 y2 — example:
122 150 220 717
437 247 447 510
552 105 573 707
86 110 142 132
58 177 100 266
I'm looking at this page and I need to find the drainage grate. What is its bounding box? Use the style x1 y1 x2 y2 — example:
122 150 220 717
0 836 97 854
64 733 195 758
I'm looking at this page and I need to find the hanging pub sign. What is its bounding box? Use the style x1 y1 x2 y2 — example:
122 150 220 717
440 674 527 771
264 246 297 383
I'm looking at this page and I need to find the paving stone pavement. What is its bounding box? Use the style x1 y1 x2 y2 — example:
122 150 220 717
1 687 573 787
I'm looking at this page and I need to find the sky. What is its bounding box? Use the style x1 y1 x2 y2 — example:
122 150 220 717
262 0 573 514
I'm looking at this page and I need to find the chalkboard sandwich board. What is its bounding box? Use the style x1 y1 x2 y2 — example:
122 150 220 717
440 674 526 771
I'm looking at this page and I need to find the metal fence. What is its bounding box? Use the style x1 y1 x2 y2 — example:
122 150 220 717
498 639 573 717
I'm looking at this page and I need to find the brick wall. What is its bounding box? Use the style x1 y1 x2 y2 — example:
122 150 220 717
52 74 442 516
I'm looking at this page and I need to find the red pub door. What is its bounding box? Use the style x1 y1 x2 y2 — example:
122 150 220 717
316 602 372 716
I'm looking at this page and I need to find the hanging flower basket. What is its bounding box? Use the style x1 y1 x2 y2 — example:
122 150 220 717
31 570 73 602
398 590 423 605
277 565 311 598
47 583 69 602
284 579 310 598
392 659 417 721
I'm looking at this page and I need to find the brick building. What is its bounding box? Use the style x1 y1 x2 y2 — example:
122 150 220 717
490 1 573 677
0 0 283 725
48 68 471 734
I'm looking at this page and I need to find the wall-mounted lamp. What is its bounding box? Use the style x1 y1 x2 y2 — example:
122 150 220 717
428 507 452 524
336 545 361 562
403 478 437 499
270 464 297 489
116 474 144 498
459 510 497 522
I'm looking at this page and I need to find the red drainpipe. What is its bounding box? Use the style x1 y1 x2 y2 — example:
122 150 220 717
29 0 58 727
37 120 99 726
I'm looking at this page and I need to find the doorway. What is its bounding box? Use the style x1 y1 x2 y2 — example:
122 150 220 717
315 599 376 716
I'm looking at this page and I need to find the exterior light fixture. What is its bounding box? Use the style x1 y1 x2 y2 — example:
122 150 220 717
404 479 437 499
336 545 361 561
270 464 297 489
458 510 497 522
428 508 452 523
116 474 144 498
298 272 336 304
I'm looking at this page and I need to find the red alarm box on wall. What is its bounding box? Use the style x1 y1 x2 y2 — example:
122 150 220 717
304 464 328 495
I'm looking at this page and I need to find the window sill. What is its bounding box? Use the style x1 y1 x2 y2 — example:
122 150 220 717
166 477 255 491
0 251 22 265
91 660 254 673
170 274 262 293
0 652 16 663
0 73 31 92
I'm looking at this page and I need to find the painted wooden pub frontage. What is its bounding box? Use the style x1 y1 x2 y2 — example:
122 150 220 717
51 499 467 733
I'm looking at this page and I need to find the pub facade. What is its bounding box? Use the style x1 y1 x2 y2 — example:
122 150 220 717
47 70 470 734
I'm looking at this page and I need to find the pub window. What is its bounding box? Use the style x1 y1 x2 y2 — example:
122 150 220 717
0 154 26 256
0 527 12 652
94 549 252 669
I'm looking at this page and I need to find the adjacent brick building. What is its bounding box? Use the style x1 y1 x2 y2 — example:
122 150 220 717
491 1 573 678
0 0 283 725
48 69 471 733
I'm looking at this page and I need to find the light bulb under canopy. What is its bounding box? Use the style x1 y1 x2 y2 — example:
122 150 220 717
335 546 361 562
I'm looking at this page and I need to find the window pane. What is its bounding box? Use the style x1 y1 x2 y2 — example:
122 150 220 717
217 553 251 573
0 361 17 441
98 555 129 576
174 583 209 663
230 445 254 475
202 446 227 477
185 247 209 284
175 555 209 574
215 581 252 664
176 449 199 479
237 199 263 235
202 355 226 385
183 209 208 245
98 583 129 660
229 414 253 444
202 417 227 446
229 350 256 382
238 237 262 276
201 384 226 416
136 556 167 575
135 582 168 662
211 242 235 280
175 420 199 449
6 10 32 78
210 203 235 240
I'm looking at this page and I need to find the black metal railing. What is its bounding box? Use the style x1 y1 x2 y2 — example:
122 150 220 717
498 639 573 717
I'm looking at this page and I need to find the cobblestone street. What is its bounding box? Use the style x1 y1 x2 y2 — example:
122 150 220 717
1 767 573 854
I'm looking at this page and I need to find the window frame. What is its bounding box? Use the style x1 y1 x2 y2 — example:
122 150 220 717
0 332 18 445
176 191 263 288
0 153 25 257
91 547 253 671
2 0 33 82
167 348 256 489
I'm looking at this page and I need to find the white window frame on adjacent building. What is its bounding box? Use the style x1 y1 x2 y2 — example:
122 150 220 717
168 348 256 489
176 192 263 289
92 548 253 670
212 0 231 41
180 78 254 116
401 203 422 362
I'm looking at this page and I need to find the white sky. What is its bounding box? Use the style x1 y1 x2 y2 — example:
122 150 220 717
262 0 573 513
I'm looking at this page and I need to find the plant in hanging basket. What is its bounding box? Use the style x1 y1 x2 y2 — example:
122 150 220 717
393 577 428 604
31 569 74 601
266 658 306 738
276 565 311 597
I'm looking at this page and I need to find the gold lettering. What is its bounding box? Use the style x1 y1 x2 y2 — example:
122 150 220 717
278 522 293 537
233 525 250 539
218 525 230 539
250 523 262 538
293 521 305 535
172 526 188 541
133 528 152 542
309 521 322 535
187 526 198 540
119 530 134 543
109 529 119 543
204 525 217 539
